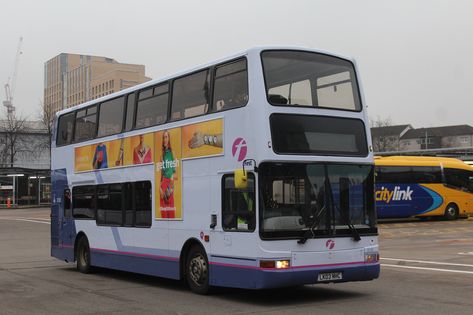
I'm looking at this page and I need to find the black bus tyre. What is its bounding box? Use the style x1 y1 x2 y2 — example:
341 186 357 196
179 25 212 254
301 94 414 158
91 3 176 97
186 245 210 295
76 237 92 274
444 204 459 220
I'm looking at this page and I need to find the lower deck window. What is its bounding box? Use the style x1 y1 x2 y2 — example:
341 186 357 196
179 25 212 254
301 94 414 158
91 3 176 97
72 186 96 219
135 181 152 227
72 181 152 228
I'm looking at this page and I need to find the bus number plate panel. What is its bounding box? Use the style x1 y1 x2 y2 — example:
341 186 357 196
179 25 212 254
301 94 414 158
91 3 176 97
317 272 342 282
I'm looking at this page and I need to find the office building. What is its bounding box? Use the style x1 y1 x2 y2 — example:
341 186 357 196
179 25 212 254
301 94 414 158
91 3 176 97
44 54 150 115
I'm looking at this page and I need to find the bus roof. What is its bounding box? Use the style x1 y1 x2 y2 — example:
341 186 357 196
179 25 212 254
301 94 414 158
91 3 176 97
374 155 473 171
54 46 356 119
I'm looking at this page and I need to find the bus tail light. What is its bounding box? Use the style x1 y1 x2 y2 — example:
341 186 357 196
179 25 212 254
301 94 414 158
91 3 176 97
260 260 290 269
364 253 379 263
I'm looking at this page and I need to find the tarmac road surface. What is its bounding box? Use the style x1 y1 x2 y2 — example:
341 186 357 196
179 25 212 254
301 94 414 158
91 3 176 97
1 208 472 314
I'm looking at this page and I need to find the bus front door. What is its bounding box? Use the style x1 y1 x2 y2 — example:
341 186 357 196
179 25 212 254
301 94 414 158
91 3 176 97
51 169 75 262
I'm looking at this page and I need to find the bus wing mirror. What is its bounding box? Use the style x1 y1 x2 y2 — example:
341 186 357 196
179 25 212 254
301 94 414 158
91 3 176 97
234 169 248 189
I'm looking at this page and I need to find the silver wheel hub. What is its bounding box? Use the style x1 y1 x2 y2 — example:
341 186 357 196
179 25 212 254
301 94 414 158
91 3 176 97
79 247 88 266
189 255 207 285
447 207 456 216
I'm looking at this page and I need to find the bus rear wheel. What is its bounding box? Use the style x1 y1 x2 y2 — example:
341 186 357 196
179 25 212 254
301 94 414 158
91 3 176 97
186 245 210 294
76 237 92 274
444 204 459 220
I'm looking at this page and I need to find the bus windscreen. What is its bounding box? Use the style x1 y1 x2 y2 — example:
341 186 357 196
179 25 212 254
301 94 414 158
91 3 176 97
261 50 361 111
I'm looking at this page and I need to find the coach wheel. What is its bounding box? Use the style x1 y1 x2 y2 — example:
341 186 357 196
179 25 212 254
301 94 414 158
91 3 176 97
444 204 459 220
186 245 210 294
77 237 92 274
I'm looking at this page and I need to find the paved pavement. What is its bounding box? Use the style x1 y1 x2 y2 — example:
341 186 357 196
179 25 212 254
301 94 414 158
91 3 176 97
1 208 472 314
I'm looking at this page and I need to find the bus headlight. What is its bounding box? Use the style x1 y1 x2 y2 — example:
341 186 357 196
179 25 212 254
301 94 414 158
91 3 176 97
364 253 379 263
275 260 290 269
260 259 290 269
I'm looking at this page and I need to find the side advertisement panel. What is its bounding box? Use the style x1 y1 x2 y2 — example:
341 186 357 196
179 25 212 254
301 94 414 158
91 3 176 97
73 118 224 221
74 134 154 172
376 183 444 218
182 119 224 159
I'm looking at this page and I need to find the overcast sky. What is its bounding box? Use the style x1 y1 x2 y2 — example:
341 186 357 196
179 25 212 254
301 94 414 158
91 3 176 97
1 0 472 128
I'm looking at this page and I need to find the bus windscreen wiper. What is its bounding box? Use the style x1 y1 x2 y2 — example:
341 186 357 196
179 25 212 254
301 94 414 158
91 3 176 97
298 205 327 244
347 223 361 241
298 175 331 244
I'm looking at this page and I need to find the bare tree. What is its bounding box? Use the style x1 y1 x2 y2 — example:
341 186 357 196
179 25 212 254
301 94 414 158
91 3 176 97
370 116 397 152
0 110 29 167
36 100 54 152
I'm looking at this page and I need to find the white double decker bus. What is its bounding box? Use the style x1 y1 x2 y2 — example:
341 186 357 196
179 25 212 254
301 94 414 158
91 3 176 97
51 46 379 294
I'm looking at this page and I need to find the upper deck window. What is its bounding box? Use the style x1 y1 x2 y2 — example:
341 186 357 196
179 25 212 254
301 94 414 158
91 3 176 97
56 112 75 145
74 105 97 142
213 59 248 111
261 50 361 111
135 83 168 129
97 96 125 137
171 70 210 121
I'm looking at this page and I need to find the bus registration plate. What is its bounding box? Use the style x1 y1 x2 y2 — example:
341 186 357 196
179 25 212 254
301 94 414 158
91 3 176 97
317 272 342 282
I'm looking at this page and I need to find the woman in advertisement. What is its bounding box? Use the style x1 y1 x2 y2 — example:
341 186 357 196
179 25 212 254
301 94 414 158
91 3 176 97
133 134 152 164
160 130 177 218
93 142 108 169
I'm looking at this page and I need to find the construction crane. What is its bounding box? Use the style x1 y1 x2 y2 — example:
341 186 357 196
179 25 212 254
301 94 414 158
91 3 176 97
3 37 23 117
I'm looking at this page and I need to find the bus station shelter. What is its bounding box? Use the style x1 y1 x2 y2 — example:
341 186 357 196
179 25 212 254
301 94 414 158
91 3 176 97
0 167 51 207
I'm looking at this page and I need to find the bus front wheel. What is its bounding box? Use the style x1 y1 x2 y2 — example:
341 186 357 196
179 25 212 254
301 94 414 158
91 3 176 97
444 204 459 220
186 245 210 294
76 236 92 273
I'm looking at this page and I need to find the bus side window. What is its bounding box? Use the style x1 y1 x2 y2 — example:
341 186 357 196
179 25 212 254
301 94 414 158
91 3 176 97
213 58 248 112
171 70 210 121
57 112 75 145
64 188 72 218
222 173 255 232
134 181 152 227
72 185 96 219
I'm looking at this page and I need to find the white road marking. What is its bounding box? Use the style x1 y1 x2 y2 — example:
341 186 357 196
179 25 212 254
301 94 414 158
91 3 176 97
381 257 473 268
0 218 51 225
458 252 473 256
382 264 473 275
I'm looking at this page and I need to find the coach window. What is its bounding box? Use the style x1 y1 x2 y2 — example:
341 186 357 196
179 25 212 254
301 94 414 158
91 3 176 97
410 166 442 183
74 105 97 142
97 96 125 137
124 93 136 132
57 112 75 145
445 169 473 192
135 181 152 227
72 186 96 219
222 173 256 232
96 183 123 226
213 59 248 111
135 84 168 129
375 166 411 183
171 70 210 121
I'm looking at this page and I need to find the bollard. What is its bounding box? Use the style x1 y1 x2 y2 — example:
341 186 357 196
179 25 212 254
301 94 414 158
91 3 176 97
7 197 11 208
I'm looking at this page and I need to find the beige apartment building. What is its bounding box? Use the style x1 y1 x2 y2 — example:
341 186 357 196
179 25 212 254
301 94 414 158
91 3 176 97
44 53 150 115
